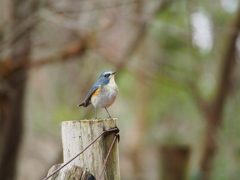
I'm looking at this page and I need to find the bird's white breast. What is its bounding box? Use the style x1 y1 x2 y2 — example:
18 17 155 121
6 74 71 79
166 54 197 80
91 77 118 108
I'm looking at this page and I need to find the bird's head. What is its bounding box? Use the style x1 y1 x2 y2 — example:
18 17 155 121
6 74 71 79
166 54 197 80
97 70 116 85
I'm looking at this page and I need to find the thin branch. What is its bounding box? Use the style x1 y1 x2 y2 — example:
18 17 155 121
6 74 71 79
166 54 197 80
123 0 172 58
0 39 86 82
45 0 160 14
29 41 86 68
91 0 173 70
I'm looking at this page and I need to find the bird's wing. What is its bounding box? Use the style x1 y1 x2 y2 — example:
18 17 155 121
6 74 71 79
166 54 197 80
77 84 100 107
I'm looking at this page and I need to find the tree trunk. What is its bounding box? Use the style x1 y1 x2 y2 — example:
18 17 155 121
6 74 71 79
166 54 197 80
0 0 38 179
160 146 190 180
199 6 240 180
200 110 221 180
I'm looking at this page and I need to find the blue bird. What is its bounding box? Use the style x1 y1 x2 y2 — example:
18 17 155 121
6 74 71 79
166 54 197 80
77 70 119 119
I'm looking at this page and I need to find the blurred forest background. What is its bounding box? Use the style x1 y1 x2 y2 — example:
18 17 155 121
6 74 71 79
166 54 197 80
1 0 240 180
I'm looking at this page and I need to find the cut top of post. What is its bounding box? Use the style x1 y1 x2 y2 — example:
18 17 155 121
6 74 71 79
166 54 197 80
68 118 118 125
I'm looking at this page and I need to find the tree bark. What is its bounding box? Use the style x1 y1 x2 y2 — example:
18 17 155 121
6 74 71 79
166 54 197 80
199 7 240 180
200 110 221 180
0 0 38 179
160 146 190 180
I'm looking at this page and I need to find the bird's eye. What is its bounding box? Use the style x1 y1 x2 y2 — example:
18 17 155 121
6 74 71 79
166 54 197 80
104 74 110 77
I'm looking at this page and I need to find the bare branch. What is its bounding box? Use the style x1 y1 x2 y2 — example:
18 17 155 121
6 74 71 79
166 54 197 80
0 39 86 81
29 41 86 68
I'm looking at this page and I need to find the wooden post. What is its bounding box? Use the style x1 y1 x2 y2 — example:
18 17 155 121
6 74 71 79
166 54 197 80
61 118 120 180
46 164 95 180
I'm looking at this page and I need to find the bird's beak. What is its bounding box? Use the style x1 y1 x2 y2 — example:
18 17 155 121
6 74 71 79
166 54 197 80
111 71 116 75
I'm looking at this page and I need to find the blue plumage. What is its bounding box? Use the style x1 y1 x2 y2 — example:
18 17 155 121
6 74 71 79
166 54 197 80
77 70 118 118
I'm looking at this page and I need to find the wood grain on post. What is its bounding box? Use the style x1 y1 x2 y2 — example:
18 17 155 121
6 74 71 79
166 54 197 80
61 118 120 180
46 164 95 180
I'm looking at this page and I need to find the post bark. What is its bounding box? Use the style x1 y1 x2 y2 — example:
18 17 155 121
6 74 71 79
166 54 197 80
46 164 95 180
61 118 120 180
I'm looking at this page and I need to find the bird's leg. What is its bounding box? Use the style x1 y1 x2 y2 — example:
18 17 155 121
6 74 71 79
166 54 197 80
94 108 98 119
105 108 112 118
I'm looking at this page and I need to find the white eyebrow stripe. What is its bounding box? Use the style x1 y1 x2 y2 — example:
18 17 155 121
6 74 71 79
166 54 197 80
103 72 111 75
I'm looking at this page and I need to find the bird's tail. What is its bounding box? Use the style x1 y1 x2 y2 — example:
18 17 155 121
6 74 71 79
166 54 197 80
77 99 91 107
77 101 91 107
77 102 84 107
